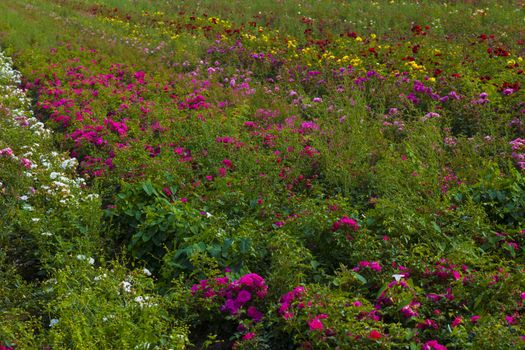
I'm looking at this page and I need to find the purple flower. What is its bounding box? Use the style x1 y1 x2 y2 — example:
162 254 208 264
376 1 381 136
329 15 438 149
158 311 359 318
401 304 419 318
221 298 239 315
448 91 460 100
300 121 319 132
247 306 263 322
423 112 440 121
273 221 285 228
236 290 252 304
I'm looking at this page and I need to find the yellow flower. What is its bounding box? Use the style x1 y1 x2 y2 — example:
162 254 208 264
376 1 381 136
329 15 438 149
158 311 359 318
406 61 425 71
350 57 362 66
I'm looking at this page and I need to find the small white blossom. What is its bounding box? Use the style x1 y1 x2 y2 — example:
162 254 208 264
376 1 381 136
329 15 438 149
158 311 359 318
392 274 405 282
120 281 132 293
94 273 107 281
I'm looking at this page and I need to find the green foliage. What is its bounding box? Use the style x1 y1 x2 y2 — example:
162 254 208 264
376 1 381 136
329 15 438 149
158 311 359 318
462 163 525 228
108 180 206 267
1 0 524 349
45 257 189 349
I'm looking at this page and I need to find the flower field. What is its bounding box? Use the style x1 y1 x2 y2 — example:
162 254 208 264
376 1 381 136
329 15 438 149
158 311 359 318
0 0 524 349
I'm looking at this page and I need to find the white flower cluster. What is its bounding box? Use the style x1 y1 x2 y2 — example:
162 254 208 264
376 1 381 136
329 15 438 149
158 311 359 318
116 270 157 308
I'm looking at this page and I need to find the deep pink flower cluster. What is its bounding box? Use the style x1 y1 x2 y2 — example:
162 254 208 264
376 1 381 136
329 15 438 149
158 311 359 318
400 300 420 318
422 340 447 350
279 287 333 333
191 273 267 323
332 216 359 232
279 286 306 320
307 313 328 331
332 216 359 240
354 260 382 272
424 259 469 283
440 169 461 193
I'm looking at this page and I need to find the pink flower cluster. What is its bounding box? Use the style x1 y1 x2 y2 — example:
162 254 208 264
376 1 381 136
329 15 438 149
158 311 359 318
307 313 328 331
0 148 14 157
191 273 267 323
510 138 525 170
279 286 333 332
425 259 469 283
0 148 34 169
422 340 447 350
354 261 382 272
332 216 359 240
332 216 359 232
279 286 306 320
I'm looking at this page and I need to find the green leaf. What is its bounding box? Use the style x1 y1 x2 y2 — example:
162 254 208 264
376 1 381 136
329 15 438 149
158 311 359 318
142 180 156 196
310 260 320 269
352 272 367 284
208 245 222 258
222 238 233 251
239 238 251 254
376 283 388 299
